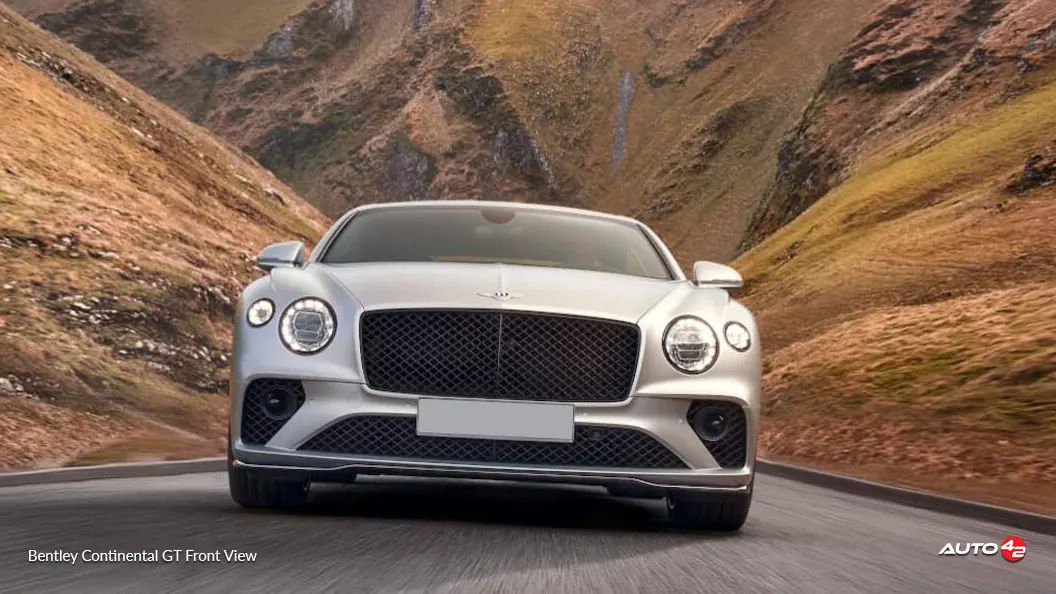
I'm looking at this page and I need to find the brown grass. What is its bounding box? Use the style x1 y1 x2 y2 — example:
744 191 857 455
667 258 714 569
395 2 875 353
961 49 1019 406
736 77 1056 510
762 285 1056 479
738 78 1056 348
67 429 225 466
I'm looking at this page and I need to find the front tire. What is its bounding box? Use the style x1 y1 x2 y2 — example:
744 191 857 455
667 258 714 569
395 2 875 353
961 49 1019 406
228 453 310 509
666 488 751 531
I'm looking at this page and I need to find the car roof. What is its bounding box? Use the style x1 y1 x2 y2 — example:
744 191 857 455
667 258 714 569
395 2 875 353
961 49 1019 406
344 200 643 227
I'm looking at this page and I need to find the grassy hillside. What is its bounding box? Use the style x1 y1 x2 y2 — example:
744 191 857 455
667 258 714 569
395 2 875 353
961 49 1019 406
736 75 1056 512
0 4 327 470
743 0 1056 246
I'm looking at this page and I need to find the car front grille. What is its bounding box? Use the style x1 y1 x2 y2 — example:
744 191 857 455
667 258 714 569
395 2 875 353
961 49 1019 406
360 310 640 402
240 378 305 445
298 416 687 469
687 401 748 468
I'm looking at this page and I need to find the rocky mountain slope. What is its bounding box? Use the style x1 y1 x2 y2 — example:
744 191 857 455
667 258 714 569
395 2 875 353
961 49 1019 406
5 0 1056 509
0 4 327 470
10 0 889 261
734 0 1056 510
744 0 1056 245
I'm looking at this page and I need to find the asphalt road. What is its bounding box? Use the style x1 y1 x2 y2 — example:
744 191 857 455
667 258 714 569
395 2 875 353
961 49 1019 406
0 473 1052 593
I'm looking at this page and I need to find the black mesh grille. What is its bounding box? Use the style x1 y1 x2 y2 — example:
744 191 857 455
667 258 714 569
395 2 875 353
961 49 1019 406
240 378 305 445
360 310 640 402
299 416 687 469
687 401 748 468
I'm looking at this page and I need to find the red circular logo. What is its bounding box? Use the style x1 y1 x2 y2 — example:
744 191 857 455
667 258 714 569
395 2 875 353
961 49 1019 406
1001 536 1026 562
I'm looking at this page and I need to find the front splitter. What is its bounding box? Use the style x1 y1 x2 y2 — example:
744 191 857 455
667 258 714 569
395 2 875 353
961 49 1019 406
232 447 753 493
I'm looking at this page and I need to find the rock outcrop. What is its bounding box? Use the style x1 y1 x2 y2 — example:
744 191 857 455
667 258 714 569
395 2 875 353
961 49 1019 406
743 0 1056 248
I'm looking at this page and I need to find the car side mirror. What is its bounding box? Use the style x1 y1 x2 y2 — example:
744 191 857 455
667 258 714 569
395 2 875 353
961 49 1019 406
692 261 743 289
256 241 307 272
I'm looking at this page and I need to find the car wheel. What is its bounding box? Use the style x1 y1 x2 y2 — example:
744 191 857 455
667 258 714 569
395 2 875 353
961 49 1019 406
666 487 752 531
228 452 309 509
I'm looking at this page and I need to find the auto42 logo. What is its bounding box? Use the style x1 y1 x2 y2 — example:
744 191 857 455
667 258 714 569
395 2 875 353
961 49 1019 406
938 536 1026 562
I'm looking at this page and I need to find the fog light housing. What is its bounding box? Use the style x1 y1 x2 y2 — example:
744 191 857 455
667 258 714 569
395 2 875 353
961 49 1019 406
691 406 730 442
261 384 299 421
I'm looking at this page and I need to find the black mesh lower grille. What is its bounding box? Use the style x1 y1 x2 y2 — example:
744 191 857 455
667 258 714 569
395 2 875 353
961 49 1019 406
360 310 640 402
240 378 305 445
687 401 748 468
299 416 687 469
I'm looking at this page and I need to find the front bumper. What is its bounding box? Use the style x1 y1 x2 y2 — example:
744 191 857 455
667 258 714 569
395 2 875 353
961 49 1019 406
230 380 756 492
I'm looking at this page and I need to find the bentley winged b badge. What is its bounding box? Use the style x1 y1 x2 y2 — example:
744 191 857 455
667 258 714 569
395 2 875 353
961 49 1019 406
476 290 524 301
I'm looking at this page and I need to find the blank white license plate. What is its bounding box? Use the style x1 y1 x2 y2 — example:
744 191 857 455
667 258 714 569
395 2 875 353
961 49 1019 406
417 398 574 443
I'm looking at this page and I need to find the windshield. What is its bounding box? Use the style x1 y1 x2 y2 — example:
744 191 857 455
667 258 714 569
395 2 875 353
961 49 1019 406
321 206 673 280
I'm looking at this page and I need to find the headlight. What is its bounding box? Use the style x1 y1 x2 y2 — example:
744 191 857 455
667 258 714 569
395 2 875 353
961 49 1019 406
663 316 719 374
246 299 274 327
279 298 336 354
724 321 752 352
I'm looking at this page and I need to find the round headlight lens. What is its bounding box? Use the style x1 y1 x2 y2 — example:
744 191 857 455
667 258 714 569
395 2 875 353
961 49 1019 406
279 298 335 354
663 316 719 374
246 299 274 327
724 322 752 352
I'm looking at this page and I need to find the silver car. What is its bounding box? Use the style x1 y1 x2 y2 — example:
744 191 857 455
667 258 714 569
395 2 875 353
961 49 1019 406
229 201 760 530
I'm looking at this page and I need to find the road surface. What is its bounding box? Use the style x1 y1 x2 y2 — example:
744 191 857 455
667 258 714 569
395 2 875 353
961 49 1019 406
0 472 1052 592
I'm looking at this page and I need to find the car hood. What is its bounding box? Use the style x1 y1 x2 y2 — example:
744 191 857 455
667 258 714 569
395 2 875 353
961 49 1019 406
317 262 691 323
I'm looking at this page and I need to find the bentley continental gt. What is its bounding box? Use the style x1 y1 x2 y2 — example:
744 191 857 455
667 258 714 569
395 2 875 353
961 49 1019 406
229 201 760 530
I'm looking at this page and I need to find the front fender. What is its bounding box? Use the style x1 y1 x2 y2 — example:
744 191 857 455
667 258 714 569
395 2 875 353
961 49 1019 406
634 285 762 410
230 266 365 440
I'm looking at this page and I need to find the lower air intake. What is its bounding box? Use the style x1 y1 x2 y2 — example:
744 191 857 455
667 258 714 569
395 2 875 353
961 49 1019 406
687 401 748 468
240 378 306 445
299 416 687 469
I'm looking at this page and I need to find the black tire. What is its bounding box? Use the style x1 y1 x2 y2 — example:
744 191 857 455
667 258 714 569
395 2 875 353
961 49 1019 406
666 488 752 531
228 453 309 509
